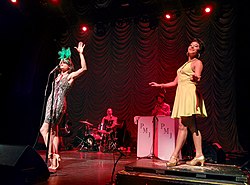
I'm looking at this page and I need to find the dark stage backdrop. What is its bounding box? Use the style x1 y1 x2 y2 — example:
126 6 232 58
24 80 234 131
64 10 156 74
57 2 241 153
1 0 249 154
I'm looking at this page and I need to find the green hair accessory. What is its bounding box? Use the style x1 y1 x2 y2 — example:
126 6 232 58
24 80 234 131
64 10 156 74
58 47 71 60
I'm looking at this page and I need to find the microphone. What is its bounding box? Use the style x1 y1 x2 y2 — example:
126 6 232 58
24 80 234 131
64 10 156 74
49 65 60 74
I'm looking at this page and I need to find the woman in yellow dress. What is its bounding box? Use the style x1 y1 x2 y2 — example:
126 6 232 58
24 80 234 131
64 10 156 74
149 38 207 167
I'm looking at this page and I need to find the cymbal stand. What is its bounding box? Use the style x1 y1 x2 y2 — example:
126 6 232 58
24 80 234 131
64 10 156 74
108 138 117 151
73 125 85 151
45 72 57 164
103 131 118 153
75 135 85 151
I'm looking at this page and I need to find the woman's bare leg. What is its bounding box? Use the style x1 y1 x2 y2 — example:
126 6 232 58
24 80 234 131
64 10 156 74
192 130 203 157
170 119 188 160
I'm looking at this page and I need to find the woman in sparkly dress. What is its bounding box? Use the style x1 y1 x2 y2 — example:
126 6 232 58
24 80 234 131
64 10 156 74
40 42 87 170
149 38 207 167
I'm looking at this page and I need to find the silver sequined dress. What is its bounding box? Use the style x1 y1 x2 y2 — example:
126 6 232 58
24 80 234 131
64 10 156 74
44 74 71 125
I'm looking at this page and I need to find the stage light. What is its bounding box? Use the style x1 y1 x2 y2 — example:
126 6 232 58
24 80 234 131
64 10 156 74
165 13 171 19
204 6 212 14
10 0 18 4
9 0 20 8
81 25 88 32
82 26 88 32
50 0 61 6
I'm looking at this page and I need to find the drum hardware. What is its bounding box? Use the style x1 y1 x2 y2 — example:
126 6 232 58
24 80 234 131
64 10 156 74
98 130 110 135
79 120 94 127
108 138 118 151
75 135 85 150
97 121 120 153
99 131 119 153
78 120 94 137
90 128 102 141
75 135 98 152
72 120 99 151
101 137 118 153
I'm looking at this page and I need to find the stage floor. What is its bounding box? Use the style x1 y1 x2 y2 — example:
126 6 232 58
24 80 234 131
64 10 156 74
31 149 249 185
35 149 134 185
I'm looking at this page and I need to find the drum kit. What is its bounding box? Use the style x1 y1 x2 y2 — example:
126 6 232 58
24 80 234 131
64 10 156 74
74 120 120 152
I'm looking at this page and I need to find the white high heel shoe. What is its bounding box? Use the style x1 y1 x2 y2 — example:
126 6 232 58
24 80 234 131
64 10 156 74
48 154 61 170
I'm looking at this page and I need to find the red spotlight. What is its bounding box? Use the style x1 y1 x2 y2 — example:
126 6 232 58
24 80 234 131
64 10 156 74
50 0 61 6
204 6 212 14
9 0 20 7
10 0 18 4
165 13 171 19
81 25 88 32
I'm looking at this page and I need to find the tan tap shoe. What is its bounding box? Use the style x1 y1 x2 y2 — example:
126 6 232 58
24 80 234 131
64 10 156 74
166 156 179 167
186 156 205 166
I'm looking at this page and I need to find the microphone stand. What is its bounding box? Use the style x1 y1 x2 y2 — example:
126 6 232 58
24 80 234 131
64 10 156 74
192 114 199 136
137 116 158 160
107 148 126 185
45 71 57 165
148 115 158 159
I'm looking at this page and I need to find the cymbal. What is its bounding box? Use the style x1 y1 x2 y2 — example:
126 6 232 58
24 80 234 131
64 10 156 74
79 120 93 127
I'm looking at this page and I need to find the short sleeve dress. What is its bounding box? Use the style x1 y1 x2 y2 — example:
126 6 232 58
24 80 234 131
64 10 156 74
44 74 71 126
171 61 207 119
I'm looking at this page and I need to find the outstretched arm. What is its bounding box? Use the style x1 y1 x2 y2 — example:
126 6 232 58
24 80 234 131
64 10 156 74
191 59 203 82
149 76 178 89
68 42 87 84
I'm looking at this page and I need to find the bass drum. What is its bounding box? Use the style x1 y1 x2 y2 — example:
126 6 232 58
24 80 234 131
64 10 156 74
84 135 99 151
90 128 102 141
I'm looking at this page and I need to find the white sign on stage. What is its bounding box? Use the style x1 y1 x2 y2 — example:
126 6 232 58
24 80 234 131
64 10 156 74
155 116 179 160
135 116 179 160
134 116 154 158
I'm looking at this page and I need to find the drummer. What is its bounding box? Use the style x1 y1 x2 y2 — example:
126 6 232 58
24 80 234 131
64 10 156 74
99 108 118 138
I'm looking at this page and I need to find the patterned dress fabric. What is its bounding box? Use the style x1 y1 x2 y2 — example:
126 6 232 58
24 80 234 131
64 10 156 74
44 74 71 125
171 61 207 118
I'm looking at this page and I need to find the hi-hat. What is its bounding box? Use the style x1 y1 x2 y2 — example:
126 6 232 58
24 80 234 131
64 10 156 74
79 120 93 127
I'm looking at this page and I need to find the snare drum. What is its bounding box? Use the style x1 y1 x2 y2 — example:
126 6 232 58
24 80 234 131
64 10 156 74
90 128 102 140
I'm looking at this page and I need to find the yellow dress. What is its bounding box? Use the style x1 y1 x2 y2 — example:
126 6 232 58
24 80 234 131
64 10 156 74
171 61 207 118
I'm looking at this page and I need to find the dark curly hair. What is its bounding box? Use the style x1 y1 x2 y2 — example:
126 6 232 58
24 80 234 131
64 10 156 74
193 38 205 55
